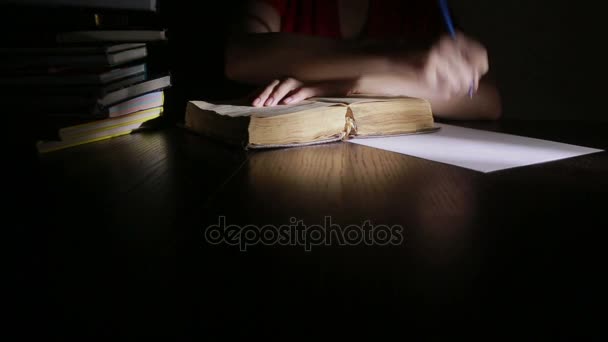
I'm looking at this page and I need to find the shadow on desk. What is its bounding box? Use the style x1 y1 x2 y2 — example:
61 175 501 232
15 120 608 340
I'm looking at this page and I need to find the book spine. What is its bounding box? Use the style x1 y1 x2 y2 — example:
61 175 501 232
107 90 163 117
98 75 170 108
107 47 147 66
98 63 147 84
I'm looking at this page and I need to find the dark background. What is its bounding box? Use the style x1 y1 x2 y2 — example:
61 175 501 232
451 0 605 121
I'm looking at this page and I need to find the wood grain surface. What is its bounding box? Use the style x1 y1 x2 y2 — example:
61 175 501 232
14 121 608 340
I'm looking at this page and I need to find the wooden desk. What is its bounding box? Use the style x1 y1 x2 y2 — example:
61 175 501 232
17 120 608 339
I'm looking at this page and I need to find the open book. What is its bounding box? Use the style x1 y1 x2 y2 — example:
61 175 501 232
184 96 438 149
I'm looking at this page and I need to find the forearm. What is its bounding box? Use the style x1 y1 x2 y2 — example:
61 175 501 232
225 33 394 84
353 73 502 120
428 81 502 120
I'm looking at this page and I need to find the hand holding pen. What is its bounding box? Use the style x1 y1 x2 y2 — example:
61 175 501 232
424 0 488 99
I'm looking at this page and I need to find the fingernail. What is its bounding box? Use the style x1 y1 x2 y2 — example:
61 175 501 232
283 97 293 104
265 96 274 106
253 98 261 106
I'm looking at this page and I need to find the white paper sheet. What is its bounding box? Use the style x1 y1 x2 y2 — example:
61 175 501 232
348 123 603 173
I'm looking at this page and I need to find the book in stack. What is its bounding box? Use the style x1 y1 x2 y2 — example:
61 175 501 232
0 0 171 153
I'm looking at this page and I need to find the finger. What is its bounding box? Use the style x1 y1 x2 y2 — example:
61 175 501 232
283 86 318 104
435 56 463 97
460 40 489 76
434 70 452 100
450 56 474 96
429 53 453 100
254 79 280 107
284 79 356 104
280 88 302 104
423 50 441 90
477 51 489 76
461 39 485 94
267 77 302 106
437 41 467 93
441 45 474 96
468 50 488 77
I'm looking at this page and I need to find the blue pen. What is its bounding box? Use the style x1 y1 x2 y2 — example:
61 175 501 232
438 0 474 98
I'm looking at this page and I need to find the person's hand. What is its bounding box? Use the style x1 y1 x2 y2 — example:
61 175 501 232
372 32 490 100
412 32 489 99
251 77 355 107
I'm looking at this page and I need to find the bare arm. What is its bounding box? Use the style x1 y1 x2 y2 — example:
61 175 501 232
226 0 502 120
353 71 502 120
427 81 502 120
225 1 397 84
226 32 394 84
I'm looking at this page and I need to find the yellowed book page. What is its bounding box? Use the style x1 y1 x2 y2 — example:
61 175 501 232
349 100 434 136
249 106 347 145
188 100 340 118
310 96 421 105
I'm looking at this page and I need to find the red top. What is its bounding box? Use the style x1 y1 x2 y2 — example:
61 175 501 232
261 0 445 43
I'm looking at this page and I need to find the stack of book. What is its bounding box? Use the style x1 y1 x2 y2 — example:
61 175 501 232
0 0 171 153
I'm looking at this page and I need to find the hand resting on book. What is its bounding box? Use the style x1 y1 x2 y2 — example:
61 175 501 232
252 77 357 107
